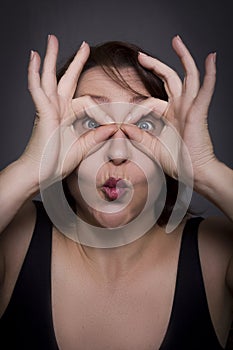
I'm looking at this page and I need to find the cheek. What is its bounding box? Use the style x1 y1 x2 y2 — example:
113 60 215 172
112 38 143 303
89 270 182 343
142 160 165 201
65 139 166 219
66 158 165 207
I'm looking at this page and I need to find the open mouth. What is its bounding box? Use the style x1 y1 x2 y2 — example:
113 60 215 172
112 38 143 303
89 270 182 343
101 177 129 201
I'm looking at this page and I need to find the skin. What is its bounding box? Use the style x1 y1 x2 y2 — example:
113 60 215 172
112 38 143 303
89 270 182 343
66 67 165 229
0 35 232 349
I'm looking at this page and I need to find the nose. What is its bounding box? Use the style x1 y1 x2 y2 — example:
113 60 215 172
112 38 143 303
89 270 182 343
106 128 131 165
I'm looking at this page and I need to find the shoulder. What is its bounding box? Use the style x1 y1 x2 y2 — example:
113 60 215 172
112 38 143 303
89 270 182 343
198 216 233 295
198 216 233 261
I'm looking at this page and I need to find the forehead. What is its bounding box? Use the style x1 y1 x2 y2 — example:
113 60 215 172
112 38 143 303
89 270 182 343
75 66 150 103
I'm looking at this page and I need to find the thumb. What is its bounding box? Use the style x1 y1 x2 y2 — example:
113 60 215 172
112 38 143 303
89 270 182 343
120 123 158 161
74 124 119 163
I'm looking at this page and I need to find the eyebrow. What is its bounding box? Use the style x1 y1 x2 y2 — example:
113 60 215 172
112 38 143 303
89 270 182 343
80 94 149 103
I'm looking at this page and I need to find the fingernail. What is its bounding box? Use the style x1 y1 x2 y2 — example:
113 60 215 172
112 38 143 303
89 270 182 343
47 34 51 42
176 35 182 42
120 124 129 136
138 51 148 57
212 52 217 64
80 41 86 49
109 124 118 135
30 50 35 60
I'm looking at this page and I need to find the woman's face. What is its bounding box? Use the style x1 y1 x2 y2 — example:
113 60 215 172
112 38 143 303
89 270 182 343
66 66 165 228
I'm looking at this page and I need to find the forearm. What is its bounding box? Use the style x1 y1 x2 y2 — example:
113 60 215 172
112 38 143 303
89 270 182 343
194 160 233 221
0 159 39 232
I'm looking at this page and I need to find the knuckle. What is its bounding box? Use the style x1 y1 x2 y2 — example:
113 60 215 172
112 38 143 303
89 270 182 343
42 67 56 76
79 95 92 105
27 84 36 93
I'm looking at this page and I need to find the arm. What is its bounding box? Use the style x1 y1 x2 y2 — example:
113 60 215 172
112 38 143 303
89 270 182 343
122 36 233 222
121 36 233 302
0 35 117 234
0 159 39 232
195 160 233 221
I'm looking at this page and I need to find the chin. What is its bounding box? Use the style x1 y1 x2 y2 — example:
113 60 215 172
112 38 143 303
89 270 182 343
88 208 138 228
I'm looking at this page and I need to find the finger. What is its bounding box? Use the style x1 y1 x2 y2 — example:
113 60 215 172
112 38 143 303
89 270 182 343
193 53 216 116
60 124 119 177
64 96 114 127
172 36 200 97
41 35 59 97
125 97 168 124
120 123 157 160
121 123 180 175
28 50 49 110
76 124 119 161
77 98 113 125
57 42 90 99
138 52 182 99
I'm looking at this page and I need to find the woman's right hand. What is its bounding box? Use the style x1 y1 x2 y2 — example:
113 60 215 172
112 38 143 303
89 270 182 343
21 35 117 188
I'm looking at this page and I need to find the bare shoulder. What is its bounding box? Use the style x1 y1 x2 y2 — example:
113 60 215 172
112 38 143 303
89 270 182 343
198 216 233 295
0 200 37 288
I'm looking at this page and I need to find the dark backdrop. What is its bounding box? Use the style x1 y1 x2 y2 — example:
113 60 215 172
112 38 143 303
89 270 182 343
0 0 232 216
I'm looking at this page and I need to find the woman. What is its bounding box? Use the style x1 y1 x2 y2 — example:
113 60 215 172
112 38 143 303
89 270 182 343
0 34 232 349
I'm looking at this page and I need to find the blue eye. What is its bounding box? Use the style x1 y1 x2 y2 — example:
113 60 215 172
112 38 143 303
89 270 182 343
136 120 154 131
84 118 100 129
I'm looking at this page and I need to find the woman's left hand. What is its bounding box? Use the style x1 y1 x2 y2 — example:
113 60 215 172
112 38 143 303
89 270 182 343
122 35 217 189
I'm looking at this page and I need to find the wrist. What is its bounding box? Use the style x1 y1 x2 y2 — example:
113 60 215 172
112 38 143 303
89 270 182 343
194 158 222 193
194 159 232 192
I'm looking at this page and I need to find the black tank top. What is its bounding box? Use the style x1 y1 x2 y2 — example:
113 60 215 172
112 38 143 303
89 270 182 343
0 201 224 349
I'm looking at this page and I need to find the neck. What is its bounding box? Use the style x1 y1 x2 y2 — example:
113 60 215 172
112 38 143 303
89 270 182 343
79 226 161 285
75 206 163 283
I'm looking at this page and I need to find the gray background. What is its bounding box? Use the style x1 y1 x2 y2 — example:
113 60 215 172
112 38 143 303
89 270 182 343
0 0 232 217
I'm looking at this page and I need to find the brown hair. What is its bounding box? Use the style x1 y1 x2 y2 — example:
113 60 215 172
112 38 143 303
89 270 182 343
58 41 181 227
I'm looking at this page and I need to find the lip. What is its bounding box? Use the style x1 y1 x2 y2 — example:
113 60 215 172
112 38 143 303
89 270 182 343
102 177 129 201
